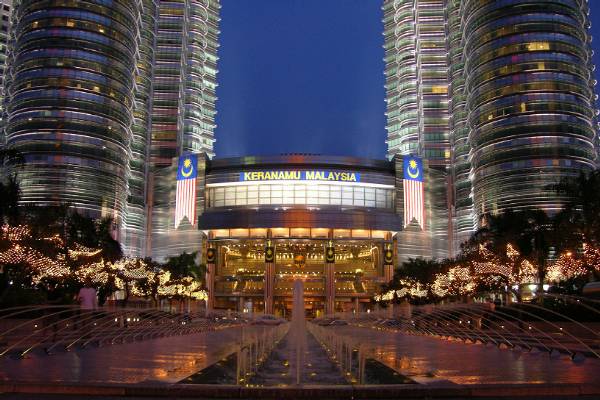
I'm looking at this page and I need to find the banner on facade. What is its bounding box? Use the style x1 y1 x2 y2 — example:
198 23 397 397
384 247 394 266
325 245 335 263
175 154 198 229
403 156 425 229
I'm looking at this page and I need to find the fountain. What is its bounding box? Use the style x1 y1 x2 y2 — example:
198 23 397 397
246 278 348 386
290 279 307 385
4 294 600 397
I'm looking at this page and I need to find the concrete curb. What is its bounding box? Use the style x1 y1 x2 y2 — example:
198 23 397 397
1 381 600 398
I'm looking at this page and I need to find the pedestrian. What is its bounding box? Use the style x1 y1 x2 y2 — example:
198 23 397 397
77 279 98 310
74 279 98 330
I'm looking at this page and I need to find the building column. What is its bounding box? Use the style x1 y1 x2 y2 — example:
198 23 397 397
264 238 275 315
383 242 395 283
206 247 217 314
383 240 396 319
325 240 335 316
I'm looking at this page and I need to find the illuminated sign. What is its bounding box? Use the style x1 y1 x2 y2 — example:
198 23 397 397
240 170 360 182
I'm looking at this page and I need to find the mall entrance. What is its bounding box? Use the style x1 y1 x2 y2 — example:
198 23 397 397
208 228 394 315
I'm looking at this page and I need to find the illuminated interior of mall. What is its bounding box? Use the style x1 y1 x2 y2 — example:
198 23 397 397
207 228 394 317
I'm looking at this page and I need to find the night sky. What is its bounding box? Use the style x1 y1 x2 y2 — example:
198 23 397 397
214 0 600 160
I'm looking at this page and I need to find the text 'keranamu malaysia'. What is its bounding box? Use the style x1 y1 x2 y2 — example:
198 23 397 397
240 170 361 182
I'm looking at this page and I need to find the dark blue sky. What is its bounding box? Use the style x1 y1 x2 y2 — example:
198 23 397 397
214 1 600 160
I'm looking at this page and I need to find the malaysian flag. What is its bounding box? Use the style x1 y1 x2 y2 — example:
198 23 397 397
175 154 198 229
403 156 425 229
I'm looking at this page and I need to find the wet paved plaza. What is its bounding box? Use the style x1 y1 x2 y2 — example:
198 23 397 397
335 326 600 385
1 325 599 386
0 326 248 384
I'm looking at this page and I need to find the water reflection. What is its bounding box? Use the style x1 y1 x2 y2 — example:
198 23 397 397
1 323 598 385
0 327 244 384
336 326 600 384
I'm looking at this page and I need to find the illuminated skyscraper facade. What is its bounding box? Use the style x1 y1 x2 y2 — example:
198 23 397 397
0 0 12 137
446 0 476 250
462 0 598 219
150 0 219 168
383 0 452 256
384 0 599 254
1 0 220 257
383 0 451 167
3 0 143 225
121 0 158 257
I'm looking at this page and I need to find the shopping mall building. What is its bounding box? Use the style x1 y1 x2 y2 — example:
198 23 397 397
149 154 450 317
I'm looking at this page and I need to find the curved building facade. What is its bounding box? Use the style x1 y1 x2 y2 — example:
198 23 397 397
122 0 158 257
463 0 598 218
383 0 451 167
447 0 476 251
4 0 141 223
149 154 450 315
383 0 420 158
150 0 220 168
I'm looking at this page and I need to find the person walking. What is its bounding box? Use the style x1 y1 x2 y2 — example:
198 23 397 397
75 279 98 330
77 279 98 310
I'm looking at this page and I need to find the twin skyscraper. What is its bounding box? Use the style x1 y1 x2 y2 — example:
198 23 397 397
1 0 598 258
1 0 220 256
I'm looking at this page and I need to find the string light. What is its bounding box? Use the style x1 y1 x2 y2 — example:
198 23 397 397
547 251 587 282
1 223 207 301
374 243 543 302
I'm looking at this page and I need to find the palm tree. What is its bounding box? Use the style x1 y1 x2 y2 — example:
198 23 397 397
392 257 442 285
554 170 600 246
0 174 21 224
93 217 122 262
0 148 25 166
471 209 559 290
163 251 205 282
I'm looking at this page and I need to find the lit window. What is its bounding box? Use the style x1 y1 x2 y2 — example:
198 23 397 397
526 42 550 51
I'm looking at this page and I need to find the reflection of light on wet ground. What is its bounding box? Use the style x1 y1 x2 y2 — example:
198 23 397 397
2 324 599 386
0 327 247 384
336 326 600 385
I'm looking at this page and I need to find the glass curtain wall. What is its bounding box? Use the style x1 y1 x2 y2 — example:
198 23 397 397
122 0 158 257
446 0 476 251
150 0 219 168
383 0 451 167
207 183 395 209
0 0 11 140
383 0 419 158
462 0 598 218
4 0 142 225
